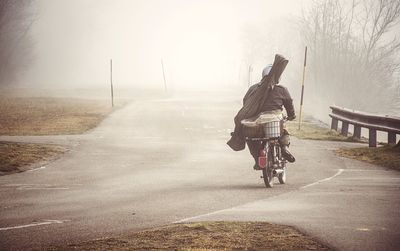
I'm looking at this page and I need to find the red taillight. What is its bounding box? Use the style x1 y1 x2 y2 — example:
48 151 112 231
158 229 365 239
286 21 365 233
258 149 267 168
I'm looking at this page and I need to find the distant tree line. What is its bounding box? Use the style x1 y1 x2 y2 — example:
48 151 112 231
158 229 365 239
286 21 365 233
301 0 400 114
0 0 34 86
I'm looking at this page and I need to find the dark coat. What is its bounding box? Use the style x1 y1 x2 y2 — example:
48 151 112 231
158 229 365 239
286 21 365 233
227 54 289 151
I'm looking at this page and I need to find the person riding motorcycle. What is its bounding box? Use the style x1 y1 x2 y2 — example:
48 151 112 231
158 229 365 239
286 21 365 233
244 64 296 169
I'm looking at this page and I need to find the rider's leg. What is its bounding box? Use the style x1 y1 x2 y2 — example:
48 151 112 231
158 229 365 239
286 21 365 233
247 140 262 167
279 130 295 163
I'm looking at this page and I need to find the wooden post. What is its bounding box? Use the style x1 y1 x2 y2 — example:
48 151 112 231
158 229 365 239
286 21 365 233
331 118 338 131
248 65 252 87
298 46 307 130
341 121 349 136
161 58 167 92
388 132 396 145
369 129 377 147
353 125 361 139
110 59 114 107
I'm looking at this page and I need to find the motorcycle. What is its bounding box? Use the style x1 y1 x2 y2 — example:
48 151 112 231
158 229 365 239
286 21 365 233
245 118 288 188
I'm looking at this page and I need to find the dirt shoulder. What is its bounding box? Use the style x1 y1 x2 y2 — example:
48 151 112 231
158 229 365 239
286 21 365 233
51 222 331 251
0 96 115 175
336 144 400 171
286 117 399 171
286 119 366 143
0 141 68 175
0 97 112 135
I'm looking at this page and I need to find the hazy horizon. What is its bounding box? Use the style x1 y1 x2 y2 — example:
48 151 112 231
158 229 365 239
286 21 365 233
18 0 309 91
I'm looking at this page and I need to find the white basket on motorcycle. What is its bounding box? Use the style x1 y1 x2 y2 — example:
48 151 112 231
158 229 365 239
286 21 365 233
263 120 282 139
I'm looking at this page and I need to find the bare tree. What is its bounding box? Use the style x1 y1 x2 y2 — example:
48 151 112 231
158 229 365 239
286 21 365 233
300 0 400 114
0 0 34 86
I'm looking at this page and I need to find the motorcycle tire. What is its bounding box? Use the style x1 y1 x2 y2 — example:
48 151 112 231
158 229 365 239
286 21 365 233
263 167 274 188
278 165 287 184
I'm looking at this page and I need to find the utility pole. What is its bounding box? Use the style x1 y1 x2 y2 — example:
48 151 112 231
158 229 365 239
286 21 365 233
110 59 114 108
161 58 167 92
298 46 307 130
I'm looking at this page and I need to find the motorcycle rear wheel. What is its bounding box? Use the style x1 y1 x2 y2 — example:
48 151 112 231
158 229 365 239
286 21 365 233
263 167 274 188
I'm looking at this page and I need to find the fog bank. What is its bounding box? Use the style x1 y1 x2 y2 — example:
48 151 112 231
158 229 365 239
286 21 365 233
20 0 307 91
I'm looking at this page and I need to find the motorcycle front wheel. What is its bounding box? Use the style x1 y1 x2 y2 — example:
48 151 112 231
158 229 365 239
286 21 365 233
278 164 287 184
263 167 274 188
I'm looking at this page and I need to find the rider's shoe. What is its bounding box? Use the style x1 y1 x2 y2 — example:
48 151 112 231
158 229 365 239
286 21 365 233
282 146 295 163
253 162 261 170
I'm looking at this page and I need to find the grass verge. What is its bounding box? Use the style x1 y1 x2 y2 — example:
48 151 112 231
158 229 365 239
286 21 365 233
0 141 67 175
336 145 400 171
0 97 113 135
286 120 366 143
286 118 399 170
52 222 331 250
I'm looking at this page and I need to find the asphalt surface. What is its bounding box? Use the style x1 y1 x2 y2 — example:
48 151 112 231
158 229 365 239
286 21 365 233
0 92 399 250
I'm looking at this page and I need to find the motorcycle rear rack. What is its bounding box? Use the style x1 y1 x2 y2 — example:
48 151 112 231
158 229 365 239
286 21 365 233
246 137 280 141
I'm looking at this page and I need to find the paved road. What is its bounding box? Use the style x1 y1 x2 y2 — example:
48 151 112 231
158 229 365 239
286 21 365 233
0 92 399 250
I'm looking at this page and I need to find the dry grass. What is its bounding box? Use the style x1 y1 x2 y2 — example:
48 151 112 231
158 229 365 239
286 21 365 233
0 96 115 174
0 97 112 135
286 120 366 143
53 222 331 250
286 118 400 170
336 145 400 171
0 141 67 174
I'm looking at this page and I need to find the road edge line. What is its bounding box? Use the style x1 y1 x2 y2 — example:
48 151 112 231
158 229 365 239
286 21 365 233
0 220 70 231
300 169 344 189
174 169 345 224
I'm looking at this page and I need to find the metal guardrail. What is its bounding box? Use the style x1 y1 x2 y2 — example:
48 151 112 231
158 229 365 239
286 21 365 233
329 105 400 147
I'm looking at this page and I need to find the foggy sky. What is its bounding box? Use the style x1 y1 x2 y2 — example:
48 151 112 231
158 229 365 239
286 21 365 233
21 0 309 90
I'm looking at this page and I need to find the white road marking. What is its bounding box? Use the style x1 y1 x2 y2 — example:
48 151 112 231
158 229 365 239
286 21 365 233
1 184 71 190
342 177 400 180
356 228 370 231
301 169 344 189
2 183 41 186
17 186 69 190
342 169 381 172
2 183 75 187
0 220 70 231
174 208 232 224
27 166 46 172
128 136 162 139
174 169 346 223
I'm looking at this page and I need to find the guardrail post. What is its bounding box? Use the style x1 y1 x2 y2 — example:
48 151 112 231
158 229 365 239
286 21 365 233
369 129 377 147
341 122 349 136
331 118 338 131
353 126 361 139
388 132 396 146
329 105 400 147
